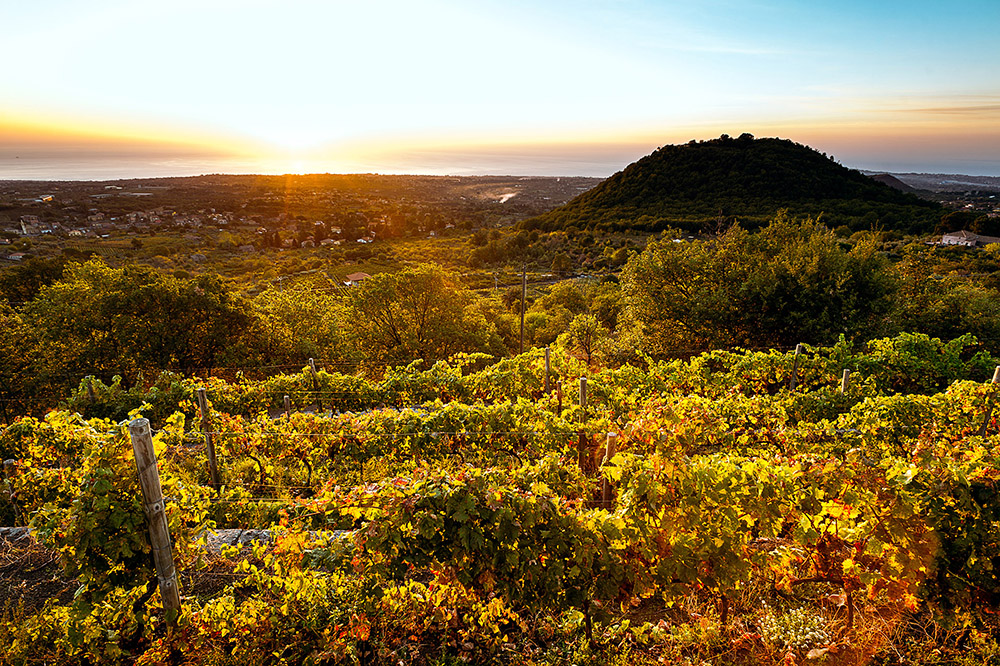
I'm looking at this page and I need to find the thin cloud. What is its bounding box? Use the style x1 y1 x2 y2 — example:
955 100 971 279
901 104 1000 116
861 96 1000 117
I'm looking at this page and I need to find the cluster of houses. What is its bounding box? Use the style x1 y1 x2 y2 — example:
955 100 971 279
3 209 185 239
937 193 1000 217
12 215 58 236
1 204 384 263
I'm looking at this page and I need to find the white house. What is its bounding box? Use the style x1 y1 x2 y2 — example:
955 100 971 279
941 230 1000 247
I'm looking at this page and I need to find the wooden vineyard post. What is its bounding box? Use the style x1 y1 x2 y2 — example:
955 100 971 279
128 418 182 627
978 366 1000 437
309 358 321 412
788 343 804 390
87 377 97 405
519 265 527 356
601 432 618 506
544 346 551 394
577 377 589 472
284 394 291 419
557 380 563 413
195 388 221 491
840 369 851 394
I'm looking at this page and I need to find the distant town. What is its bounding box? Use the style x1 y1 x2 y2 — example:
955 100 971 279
0 175 602 268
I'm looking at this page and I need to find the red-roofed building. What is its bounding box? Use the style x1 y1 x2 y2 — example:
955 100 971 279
344 272 371 286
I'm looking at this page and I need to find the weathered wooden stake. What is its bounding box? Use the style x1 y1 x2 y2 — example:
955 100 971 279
86 377 96 404
557 380 563 413
601 432 618 505
840 369 851 394
128 418 182 627
544 346 551 394
195 388 221 491
788 343 804 390
577 378 589 472
308 358 321 412
519 266 527 356
978 366 1000 437
284 394 292 419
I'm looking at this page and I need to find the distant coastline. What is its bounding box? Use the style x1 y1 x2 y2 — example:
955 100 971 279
3 149 1000 182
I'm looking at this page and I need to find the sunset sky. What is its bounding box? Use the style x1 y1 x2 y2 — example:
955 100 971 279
2 0 999 179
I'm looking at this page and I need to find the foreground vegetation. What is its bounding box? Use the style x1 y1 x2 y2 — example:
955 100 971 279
3 335 1000 664
5 166 1000 664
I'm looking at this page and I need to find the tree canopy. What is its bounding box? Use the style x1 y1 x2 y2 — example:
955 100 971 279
344 264 504 367
19 260 261 396
619 213 896 354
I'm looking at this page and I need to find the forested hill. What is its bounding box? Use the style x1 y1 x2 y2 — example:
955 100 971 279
522 134 943 234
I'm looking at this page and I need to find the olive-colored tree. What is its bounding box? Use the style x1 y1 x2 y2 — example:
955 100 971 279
619 213 896 355
21 259 259 389
344 264 500 366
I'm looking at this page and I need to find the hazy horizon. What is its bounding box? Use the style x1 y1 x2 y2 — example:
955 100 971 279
4 137 1000 182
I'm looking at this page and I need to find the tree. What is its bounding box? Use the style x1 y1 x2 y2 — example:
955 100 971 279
557 314 610 366
252 285 347 363
0 303 36 421
619 213 896 355
892 250 1000 350
313 221 329 243
20 259 260 390
344 264 497 366
551 252 573 276
0 255 67 305
525 279 621 345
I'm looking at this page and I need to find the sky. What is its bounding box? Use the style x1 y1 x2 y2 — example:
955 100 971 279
1 0 999 179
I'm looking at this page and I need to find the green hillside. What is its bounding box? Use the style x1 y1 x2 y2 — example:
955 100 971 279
523 134 942 234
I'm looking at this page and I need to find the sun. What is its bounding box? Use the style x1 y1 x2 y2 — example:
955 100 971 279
244 134 323 174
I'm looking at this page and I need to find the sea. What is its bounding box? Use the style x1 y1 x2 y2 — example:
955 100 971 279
2 147 999 182
0 146 650 181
